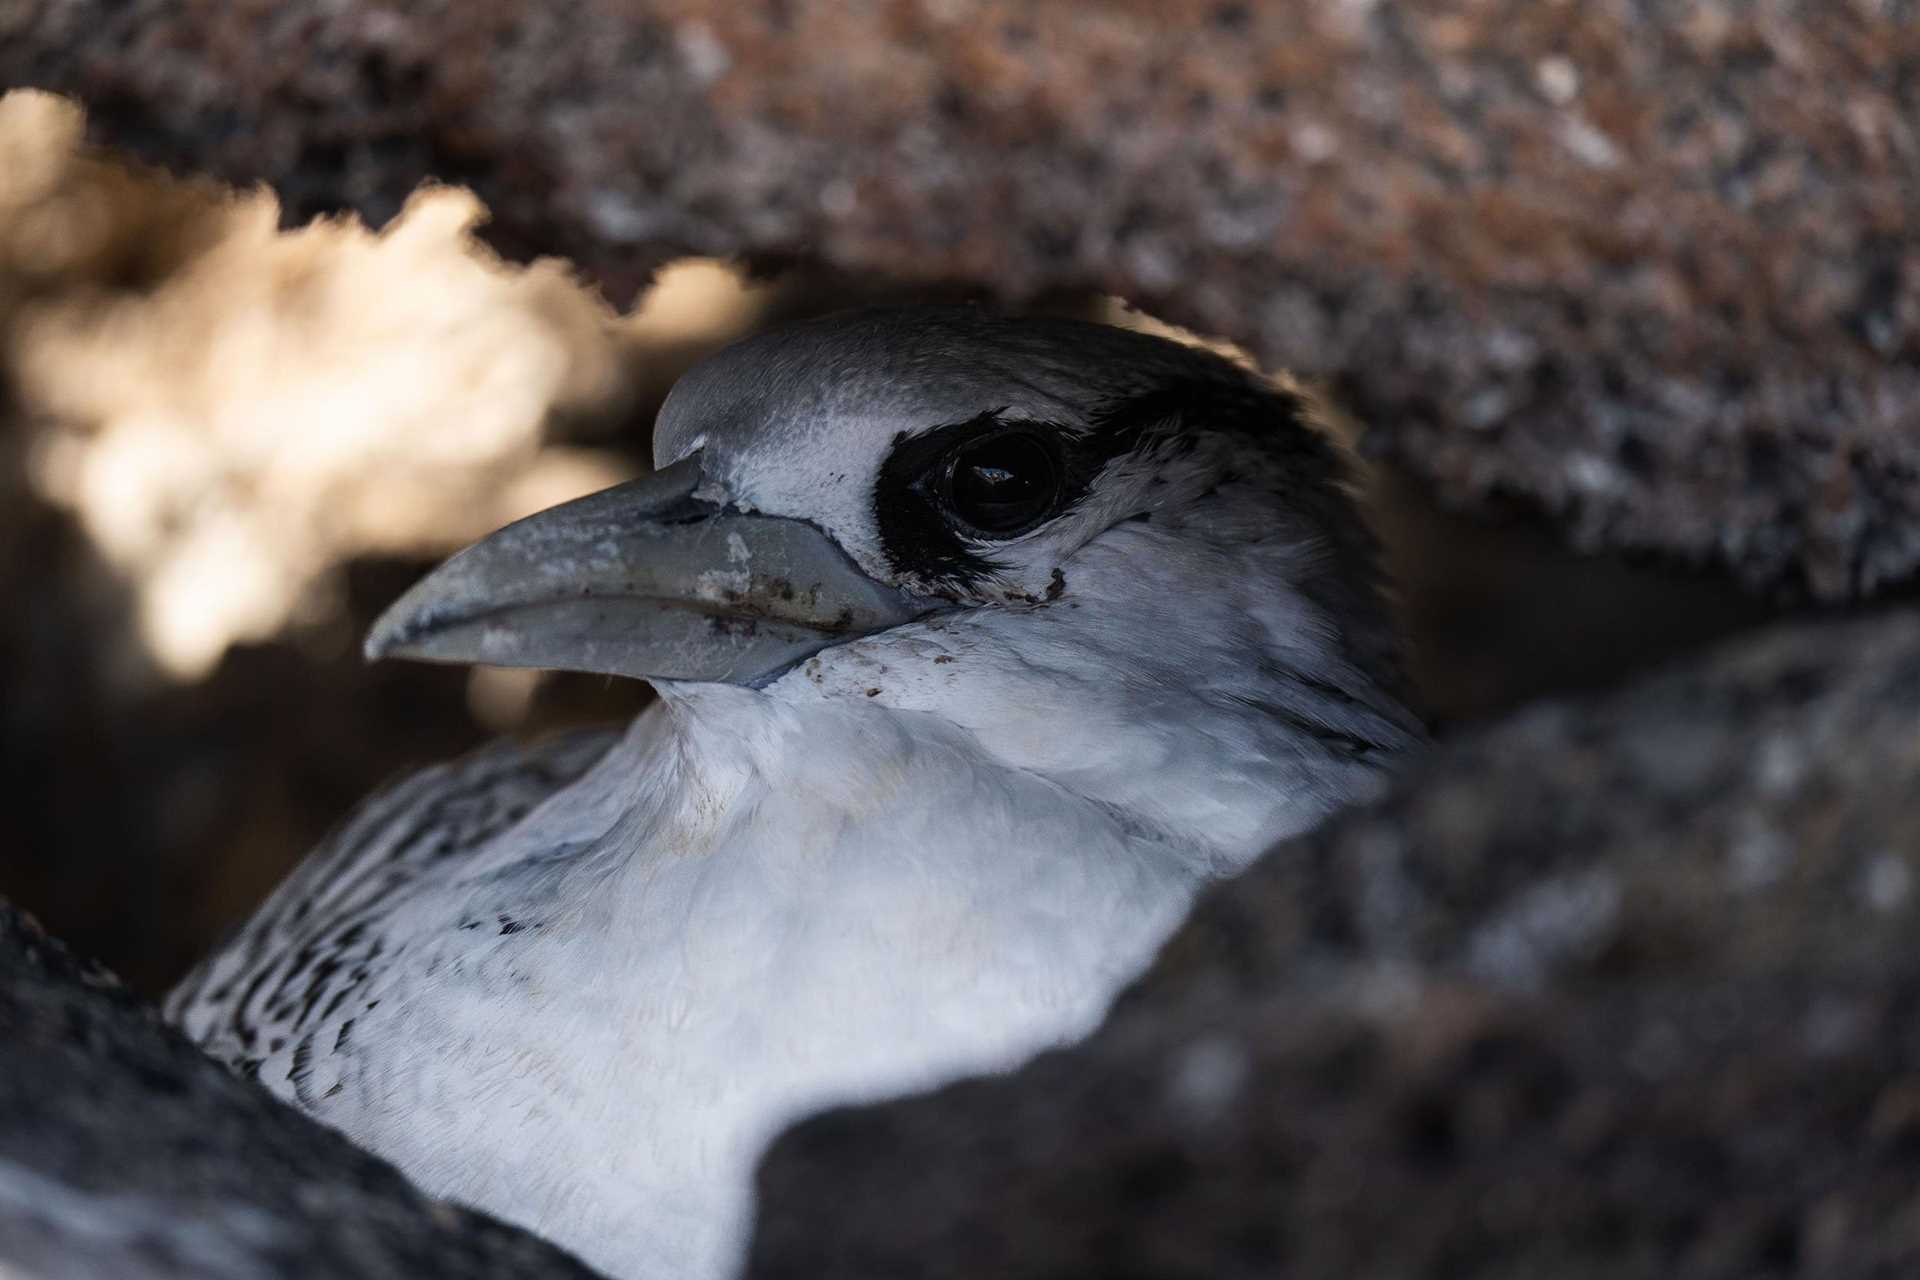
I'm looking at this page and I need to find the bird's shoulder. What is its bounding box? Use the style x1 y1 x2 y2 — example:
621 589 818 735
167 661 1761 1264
165 726 620 1075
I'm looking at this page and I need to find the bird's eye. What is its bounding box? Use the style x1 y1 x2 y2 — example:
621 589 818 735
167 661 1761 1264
942 432 1063 537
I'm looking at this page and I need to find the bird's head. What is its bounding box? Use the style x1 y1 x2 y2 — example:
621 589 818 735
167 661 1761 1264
368 306 1409 720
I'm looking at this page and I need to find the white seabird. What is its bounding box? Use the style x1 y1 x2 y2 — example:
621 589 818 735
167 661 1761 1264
168 306 1424 1280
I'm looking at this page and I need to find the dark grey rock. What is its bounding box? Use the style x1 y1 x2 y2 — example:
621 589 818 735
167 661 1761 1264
0 903 604 1280
748 608 1920 1280
3 2 1917 599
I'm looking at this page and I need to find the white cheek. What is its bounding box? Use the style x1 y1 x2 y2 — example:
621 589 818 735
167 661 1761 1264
952 501 1124 599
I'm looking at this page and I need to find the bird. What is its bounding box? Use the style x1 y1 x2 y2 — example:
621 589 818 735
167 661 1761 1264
165 306 1425 1280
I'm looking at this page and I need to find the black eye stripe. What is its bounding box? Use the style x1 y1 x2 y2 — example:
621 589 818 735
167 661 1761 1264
873 401 1166 588
876 409 1070 588
872 375 1318 592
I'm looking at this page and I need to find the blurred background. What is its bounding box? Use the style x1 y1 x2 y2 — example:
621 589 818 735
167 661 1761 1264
0 89 1777 996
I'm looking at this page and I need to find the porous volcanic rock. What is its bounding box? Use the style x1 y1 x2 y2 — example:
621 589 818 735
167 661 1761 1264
3 1 1917 597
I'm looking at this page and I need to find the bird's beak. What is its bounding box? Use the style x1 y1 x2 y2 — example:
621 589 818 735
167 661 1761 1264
364 455 929 685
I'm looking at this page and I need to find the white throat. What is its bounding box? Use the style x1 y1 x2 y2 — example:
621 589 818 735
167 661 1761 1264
553 676 1215 1278
761 491 1413 871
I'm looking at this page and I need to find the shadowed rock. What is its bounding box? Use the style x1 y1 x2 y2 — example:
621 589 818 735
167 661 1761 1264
0 904 605 1280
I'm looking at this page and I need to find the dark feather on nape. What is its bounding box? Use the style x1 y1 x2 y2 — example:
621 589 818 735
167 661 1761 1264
1143 375 1409 704
1086 371 1412 706
1084 375 1314 464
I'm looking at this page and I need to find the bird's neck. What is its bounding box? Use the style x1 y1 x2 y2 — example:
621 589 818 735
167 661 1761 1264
728 518 1420 877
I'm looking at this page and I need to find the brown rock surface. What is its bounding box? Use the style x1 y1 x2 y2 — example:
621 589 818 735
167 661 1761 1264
749 607 1920 1279
5 1 1917 597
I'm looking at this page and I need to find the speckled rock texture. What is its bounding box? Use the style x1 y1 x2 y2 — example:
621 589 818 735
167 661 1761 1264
4 1 1917 599
0 903 604 1280
749 607 1920 1280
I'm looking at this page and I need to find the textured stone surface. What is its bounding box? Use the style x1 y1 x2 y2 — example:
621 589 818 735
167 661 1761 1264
0 902 603 1280
4 1 1917 598
749 607 1920 1279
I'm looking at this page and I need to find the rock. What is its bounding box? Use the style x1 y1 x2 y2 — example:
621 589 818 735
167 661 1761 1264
0 902 604 1280
748 608 1920 1279
3 2 1917 598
